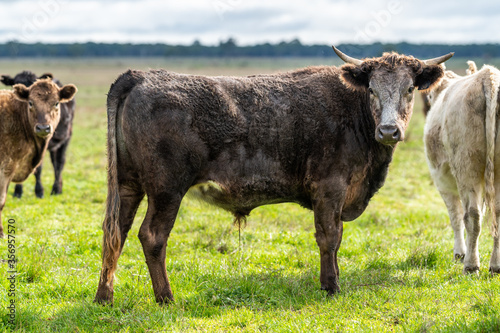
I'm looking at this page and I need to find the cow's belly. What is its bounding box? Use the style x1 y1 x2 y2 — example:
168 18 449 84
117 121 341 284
188 179 307 215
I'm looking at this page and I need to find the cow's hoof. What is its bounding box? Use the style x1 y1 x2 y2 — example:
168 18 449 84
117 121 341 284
463 266 480 275
51 186 62 195
35 187 44 198
454 253 465 262
489 267 500 275
94 293 113 306
321 285 340 296
94 284 114 306
156 296 174 306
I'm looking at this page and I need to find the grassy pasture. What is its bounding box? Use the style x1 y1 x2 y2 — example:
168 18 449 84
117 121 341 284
0 57 500 332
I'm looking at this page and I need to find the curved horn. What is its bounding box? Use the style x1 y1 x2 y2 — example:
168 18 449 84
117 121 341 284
332 46 363 66
422 52 454 66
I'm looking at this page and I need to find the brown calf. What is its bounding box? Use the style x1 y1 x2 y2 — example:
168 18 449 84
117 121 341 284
0 79 77 237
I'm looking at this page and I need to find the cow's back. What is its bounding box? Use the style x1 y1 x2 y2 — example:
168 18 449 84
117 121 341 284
113 67 376 215
425 66 500 190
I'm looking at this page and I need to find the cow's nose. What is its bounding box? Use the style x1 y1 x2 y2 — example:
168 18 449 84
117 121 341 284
35 124 52 137
376 125 402 144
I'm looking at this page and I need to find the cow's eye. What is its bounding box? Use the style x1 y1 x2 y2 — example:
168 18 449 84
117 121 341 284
54 102 59 107
368 88 374 94
28 101 33 107
408 86 415 94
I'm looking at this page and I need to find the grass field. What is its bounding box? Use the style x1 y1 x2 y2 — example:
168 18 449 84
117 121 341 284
1 57 500 332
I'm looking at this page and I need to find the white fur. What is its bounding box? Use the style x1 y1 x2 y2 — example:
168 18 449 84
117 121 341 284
424 62 500 273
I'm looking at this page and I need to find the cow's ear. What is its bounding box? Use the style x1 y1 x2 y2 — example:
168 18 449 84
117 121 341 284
415 65 444 92
13 84 30 101
39 73 53 80
59 84 77 103
1 75 15 86
339 64 370 91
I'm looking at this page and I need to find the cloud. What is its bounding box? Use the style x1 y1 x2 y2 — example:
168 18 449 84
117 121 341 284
0 0 499 44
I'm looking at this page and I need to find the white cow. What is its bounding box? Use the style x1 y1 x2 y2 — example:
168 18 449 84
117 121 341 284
424 61 500 273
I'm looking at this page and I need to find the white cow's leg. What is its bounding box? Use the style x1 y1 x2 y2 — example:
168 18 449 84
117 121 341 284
489 187 500 273
490 225 500 273
441 192 466 261
462 189 482 273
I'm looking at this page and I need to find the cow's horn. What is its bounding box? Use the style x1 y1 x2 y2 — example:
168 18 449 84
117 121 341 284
332 46 363 66
422 52 455 66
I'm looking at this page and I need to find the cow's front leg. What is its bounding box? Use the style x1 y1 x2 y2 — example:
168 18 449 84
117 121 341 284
34 165 44 198
0 173 10 238
312 187 344 295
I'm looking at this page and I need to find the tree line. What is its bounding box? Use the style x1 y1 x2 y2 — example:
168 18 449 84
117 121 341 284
1 39 499 58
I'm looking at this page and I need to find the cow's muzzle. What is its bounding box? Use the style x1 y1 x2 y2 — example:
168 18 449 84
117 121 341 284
35 124 52 138
376 125 403 145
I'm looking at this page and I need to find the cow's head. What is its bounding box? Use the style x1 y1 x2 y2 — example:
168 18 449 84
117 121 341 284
1 71 53 87
333 47 453 145
12 79 77 138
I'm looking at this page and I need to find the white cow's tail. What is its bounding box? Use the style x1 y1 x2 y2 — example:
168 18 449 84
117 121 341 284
484 68 500 236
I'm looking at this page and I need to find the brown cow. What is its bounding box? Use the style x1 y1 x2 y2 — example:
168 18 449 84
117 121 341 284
0 79 77 237
1 71 77 198
95 47 452 305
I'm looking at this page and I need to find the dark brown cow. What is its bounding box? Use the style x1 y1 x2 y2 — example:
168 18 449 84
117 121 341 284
0 79 77 237
1 71 77 198
95 47 453 305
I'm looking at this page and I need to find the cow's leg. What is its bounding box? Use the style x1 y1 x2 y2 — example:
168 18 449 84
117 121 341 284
34 165 44 198
490 215 500 274
461 188 482 273
312 188 344 295
0 174 10 238
440 192 466 261
13 184 23 199
489 186 500 273
138 192 182 304
50 141 69 195
95 185 144 304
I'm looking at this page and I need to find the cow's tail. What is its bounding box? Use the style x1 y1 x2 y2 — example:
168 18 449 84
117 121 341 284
101 70 144 281
484 67 500 237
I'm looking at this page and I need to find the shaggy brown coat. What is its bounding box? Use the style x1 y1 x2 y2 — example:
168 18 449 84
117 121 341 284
95 52 450 305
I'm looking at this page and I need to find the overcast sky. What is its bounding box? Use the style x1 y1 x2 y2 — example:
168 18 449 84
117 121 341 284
1 0 499 45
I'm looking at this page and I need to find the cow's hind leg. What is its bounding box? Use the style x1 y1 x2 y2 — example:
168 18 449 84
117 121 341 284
95 185 145 304
138 191 183 304
50 140 69 195
489 186 500 273
13 184 23 199
461 188 482 274
440 192 466 261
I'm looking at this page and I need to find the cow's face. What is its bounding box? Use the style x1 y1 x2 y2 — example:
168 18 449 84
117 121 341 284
334 47 452 145
12 79 77 138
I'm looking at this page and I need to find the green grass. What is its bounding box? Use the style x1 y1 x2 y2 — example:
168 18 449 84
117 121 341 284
1 57 500 332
